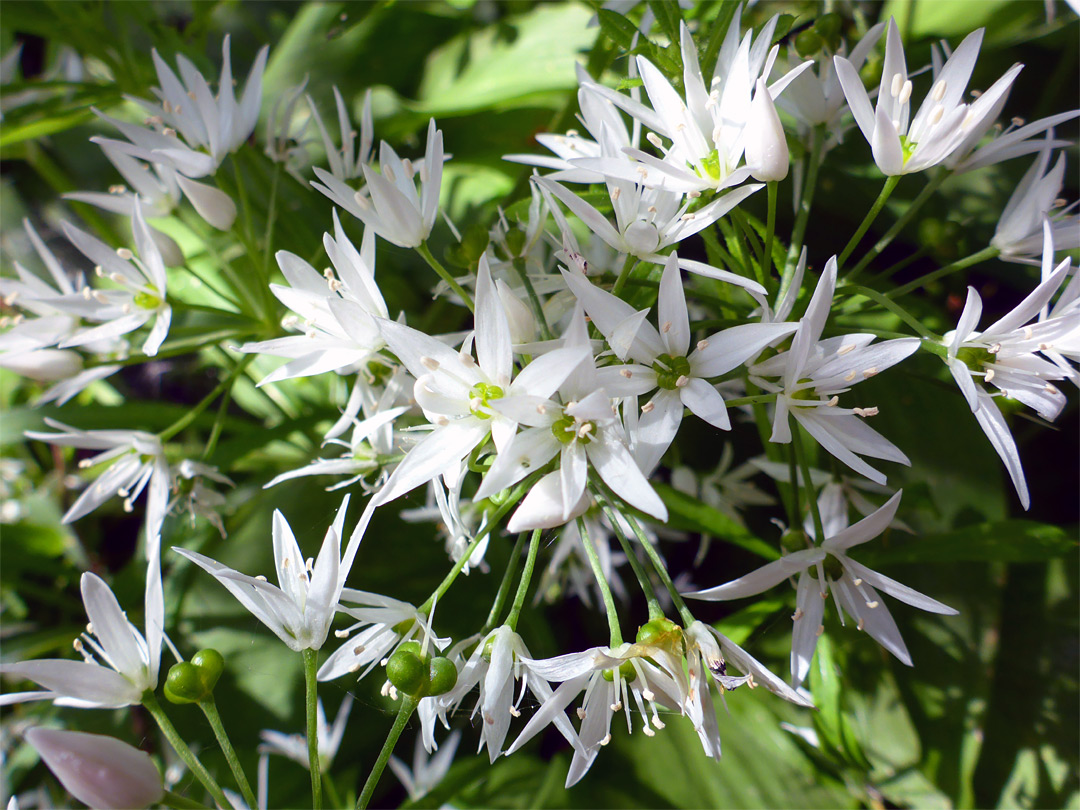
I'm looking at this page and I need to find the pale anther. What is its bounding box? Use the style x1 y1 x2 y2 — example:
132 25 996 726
931 80 947 102
890 72 903 97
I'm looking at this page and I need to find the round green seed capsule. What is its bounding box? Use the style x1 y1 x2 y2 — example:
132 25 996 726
191 649 224 693
386 649 427 696
602 660 637 683
636 617 679 647
164 662 205 704
795 29 823 58
427 657 458 696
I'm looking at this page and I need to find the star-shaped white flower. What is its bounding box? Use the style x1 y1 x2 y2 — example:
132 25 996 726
685 491 958 685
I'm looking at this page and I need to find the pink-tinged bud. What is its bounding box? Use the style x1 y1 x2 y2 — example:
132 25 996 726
745 78 790 182
176 175 237 231
26 727 164 809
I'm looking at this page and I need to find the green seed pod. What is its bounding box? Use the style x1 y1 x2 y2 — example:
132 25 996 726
780 528 809 554
427 656 458 696
386 649 427 696
505 229 527 257
794 29 823 59
191 649 224 693
602 660 637 683
636 617 680 647
164 662 205 704
481 635 497 663
814 13 843 51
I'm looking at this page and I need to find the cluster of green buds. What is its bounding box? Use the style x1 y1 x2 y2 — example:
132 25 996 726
164 649 225 705
385 641 458 700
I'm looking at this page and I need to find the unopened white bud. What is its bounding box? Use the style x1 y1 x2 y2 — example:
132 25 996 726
745 78 788 181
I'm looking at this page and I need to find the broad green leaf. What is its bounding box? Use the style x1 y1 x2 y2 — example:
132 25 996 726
865 520 1077 565
416 4 598 117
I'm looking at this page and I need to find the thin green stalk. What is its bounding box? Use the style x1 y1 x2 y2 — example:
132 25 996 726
597 498 663 621
303 648 322 810
483 532 527 633
714 392 776 408
323 772 343 810
847 168 949 281
512 258 553 339
791 417 825 543
887 245 1000 299
162 790 210 810
612 254 638 297
622 511 695 627
263 162 283 279
158 355 253 442
417 241 474 312
176 209 260 320
841 284 935 339
875 246 929 283
199 697 256 810
506 529 542 630
784 124 825 276
786 443 801 529
837 175 901 269
762 180 778 292
179 264 244 311
231 156 255 253
142 691 231 810
578 518 622 645
731 209 764 267
357 696 419 810
703 225 746 278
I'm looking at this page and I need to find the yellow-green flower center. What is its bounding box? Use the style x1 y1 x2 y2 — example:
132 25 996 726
469 382 504 419
653 353 691 390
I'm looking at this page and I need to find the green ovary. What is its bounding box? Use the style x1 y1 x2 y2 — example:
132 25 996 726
551 413 594 445
653 353 691 390
955 346 994 373
469 382 504 419
133 289 162 310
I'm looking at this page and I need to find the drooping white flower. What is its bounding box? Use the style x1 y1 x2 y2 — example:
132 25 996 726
25 728 164 809
685 492 958 685
942 226 1075 509
389 729 461 801
749 257 920 484
260 694 353 770
834 20 1020 176
991 142 1079 261
562 253 798 473
23 418 171 544
313 119 445 248
0 570 163 709
173 496 355 652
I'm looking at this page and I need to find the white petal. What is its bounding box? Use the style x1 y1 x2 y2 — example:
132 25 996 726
588 436 667 521
791 571 825 686
176 175 237 230
680 379 731 430
684 548 822 601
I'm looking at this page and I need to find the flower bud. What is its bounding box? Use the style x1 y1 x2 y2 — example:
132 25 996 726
164 661 205 704
745 78 790 182
26 727 164 809
176 174 237 231
386 647 427 696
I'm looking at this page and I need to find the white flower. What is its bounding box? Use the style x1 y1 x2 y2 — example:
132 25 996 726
240 210 388 386
26 728 164 809
834 20 1019 175
23 418 170 544
476 307 668 530
0 570 163 709
991 142 1079 261
50 207 172 357
685 492 958 685
173 495 356 652
370 255 590 509
309 87 375 182
562 253 797 473
749 257 920 485
314 119 444 248
947 110 1080 174
260 694 353 771
389 729 460 801
576 17 809 193
943 228 1075 509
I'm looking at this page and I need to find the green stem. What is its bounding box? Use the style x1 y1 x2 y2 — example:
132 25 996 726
791 417 825 543
785 443 801 530
417 241 474 312
762 180 778 292
623 511 695 627
158 355 253 441
612 254 638 297
837 175 901 269
506 529 542 630
784 124 825 277
577 517 622 645
263 162 283 279
731 209 764 267
162 790 210 810
199 697 256 810
303 648 322 810
357 696 418 810
715 392 776 408
847 168 949 282
597 498 663 620
483 532 526 632
323 771 343 810
512 258 553 339
841 284 935 339
887 245 1000 299
142 691 231 810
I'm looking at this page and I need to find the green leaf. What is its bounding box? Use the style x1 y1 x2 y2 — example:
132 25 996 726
654 482 780 560
597 8 641 52
647 0 683 46
865 521 1077 565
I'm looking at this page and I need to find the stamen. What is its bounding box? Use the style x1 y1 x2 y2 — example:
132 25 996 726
825 395 839 406
646 132 663 149
862 367 878 378
898 81 913 106
420 356 440 370
675 375 690 388
890 73 903 98
929 104 945 125
983 369 995 383
931 80 947 102
844 370 857 382
620 369 633 378
661 321 671 333
641 402 655 413
255 575 268 581
838 343 856 356
697 339 709 351
576 707 587 720
853 406 879 417
335 629 350 638
611 187 621 201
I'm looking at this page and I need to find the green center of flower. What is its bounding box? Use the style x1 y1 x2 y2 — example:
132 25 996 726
133 288 162 310
653 353 691 390
551 413 595 445
789 379 817 402
807 555 844 581
900 134 918 164
699 149 722 182
469 382 504 419
955 346 995 373
602 660 637 682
